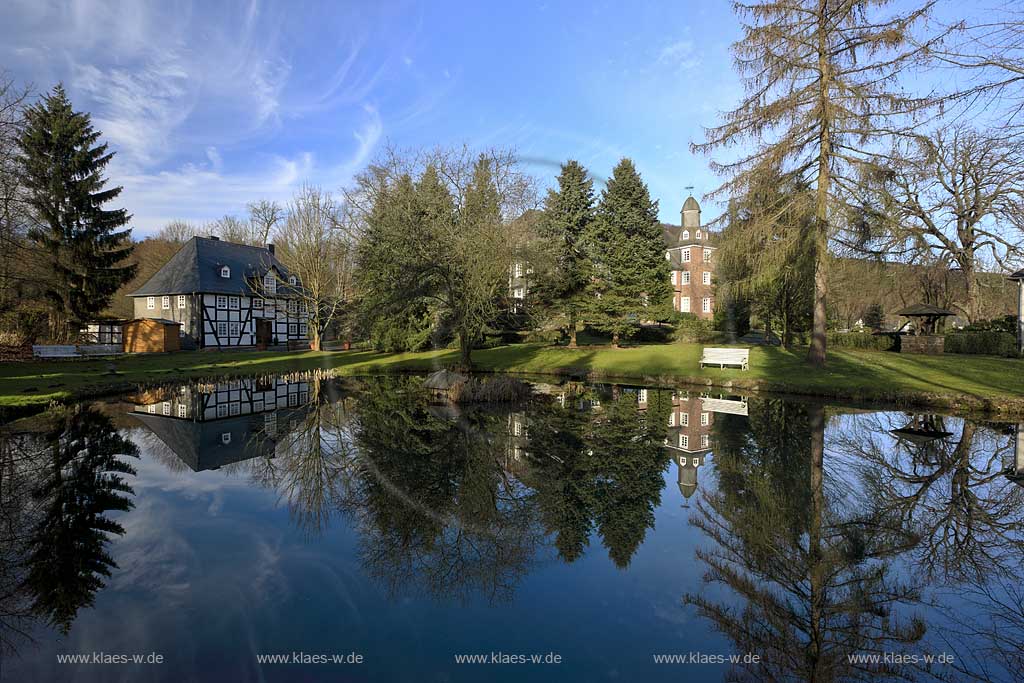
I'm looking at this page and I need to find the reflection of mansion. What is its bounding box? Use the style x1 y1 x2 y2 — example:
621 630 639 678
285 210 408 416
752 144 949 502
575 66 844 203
130 378 311 471
1006 424 1024 487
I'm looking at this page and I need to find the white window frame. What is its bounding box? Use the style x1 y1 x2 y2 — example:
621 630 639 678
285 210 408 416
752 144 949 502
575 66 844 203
701 435 709 449
146 296 155 310
701 412 709 426
289 275 297 286
221 432 232 444
229 296 239 310
668 412 675 427
220 266 231 278
702 271 711 285
216 321 227 337
703 248 712 262
299 323 307 336
178 404 187 418
253 298 263 310
681 230 689 241
702 297 712 313
178 295 186 309
216 295 227 310
161 296 170 309
229 321 240 337
264 272 277 295
681 412 689 427
682 248 691 263
216 404 227 418
288 323 297 336
671 271 677 285
682 271 691 285
681 296 691 313
680 434 689 449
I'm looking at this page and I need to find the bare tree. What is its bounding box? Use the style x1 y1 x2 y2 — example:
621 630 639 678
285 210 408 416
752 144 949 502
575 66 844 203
694 0 943 366
209 214 261 245
247 199 284 246
0 72 31 312
155 220 200 244
271 186 353 351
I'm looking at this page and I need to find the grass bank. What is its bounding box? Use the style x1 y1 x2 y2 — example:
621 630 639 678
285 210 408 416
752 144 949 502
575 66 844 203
1 342 1022 416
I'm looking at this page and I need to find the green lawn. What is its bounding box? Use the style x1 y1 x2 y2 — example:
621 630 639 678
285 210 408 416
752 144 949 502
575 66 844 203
1 342 1022 415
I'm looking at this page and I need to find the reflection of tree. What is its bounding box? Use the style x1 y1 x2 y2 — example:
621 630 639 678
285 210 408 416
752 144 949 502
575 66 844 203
345 377 545 604
23 406 138 634
833 414 1024 582
588 390 671 568
686 400 926 681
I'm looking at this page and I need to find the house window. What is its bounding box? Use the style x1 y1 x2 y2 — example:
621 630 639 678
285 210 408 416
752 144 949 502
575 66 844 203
703 248 712 262
161 296 170 309
229 402 240 416
288 323 297 336
671 271 677 285
289 393 298 406
681 412 689 427
147 404 156 413
264 272 277 294
162 402 170 415
681 297 691 313
289 275 297 286
299 324 307 336
253 298 263 309
682 271 691 285
696 230 702 239
513 262 523 278
298 302 306 314
701 434 709 449
178 404 187 418
680 434 689 449
221 432 232 445
682 230 689 240
702 297 712 313
668 412 675 427
178 295 186 309
682 248 691 262
220 266 230 278
288 300 297 314
147 296 155 310
217 404 227 418
229 322 240 337
229 296 239 309
216 295 227 309
513 287 525 299
702 271 711 285
216 321 227 337
701 412 709 426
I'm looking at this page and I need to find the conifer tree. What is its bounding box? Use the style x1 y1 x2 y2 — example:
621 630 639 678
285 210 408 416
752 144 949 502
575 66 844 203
17 85 136 331
536 160 595 347
585 159 671 346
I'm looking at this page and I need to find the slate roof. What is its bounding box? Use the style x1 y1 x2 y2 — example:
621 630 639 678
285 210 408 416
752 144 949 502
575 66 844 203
896 303 956 317
683 196 700 212
130 236 297 297
1010 267 1024 280
662 223 719 251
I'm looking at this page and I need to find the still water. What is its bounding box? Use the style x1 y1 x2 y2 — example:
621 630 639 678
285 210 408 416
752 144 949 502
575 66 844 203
1 374 1022 682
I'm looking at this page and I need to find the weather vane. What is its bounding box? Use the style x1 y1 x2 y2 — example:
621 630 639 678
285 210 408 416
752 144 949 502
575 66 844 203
685 185 694 193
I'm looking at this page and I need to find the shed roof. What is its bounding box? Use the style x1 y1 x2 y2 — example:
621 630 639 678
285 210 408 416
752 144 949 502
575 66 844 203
1010 267 1024 281
127 317 182 326
895 304 956 317
130 236 296 297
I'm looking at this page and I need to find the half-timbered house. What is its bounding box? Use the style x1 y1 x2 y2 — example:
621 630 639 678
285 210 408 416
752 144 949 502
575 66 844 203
129 236 308 350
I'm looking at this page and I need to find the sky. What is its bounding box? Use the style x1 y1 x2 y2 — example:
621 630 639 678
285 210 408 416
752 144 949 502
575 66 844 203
0 0 751 236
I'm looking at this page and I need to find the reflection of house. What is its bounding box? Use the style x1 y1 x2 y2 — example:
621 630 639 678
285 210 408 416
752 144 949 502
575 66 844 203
1006 424 1024 487
662 391 713 501
130 378 311 471
503 412 531 477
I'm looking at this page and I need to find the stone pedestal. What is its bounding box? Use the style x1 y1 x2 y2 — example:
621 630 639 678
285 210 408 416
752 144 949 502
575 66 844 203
900 335 944 355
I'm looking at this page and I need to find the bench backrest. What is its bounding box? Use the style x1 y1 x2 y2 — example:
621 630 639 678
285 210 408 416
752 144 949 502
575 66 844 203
32 345 80 357
702 347 749 362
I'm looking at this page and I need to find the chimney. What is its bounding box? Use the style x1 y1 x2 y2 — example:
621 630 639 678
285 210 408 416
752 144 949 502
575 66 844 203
267 243 275 255
209 235 220 241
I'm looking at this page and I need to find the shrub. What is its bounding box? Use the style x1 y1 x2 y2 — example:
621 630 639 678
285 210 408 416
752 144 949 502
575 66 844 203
524 329 562 344
945 331 1018 357
635 324 674 343
827 331 895 351
962 316 1016 335
673 316 717 343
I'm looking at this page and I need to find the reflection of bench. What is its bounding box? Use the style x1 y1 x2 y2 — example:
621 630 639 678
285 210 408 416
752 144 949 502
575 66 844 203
699 347 749 370
32 345 80 359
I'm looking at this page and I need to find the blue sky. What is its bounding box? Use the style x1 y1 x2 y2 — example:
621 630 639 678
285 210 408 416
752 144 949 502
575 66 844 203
1 0 749 236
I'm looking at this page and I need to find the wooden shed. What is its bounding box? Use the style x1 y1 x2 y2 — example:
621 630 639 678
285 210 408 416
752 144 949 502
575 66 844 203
123 318 182 353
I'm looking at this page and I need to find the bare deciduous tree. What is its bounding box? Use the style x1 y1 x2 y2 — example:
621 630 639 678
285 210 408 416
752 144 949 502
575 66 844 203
155 220 200 244
247 199 285 246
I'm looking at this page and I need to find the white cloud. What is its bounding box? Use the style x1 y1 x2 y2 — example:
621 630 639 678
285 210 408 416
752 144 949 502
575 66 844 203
657 39 701 72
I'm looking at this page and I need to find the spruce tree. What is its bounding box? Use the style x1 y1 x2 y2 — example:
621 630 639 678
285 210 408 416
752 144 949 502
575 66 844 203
585 159 671 346
17 85 136 331
537 160 594 347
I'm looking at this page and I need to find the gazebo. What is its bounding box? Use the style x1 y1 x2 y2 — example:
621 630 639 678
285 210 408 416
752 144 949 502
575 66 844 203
896 304 956 335
1010 268 1024 356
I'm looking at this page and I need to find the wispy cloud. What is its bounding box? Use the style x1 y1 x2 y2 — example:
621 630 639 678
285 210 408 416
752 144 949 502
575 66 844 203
656 39 702 73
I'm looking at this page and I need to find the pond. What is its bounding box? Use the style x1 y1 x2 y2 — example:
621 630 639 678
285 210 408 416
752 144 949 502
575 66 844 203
0 374 1022 682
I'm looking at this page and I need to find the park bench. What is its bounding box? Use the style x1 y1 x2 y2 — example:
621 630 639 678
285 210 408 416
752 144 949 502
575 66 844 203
32 345 80 359
699 347 749 371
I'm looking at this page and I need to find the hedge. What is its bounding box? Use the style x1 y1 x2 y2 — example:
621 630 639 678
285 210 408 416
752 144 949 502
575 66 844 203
945 331 1019 357
827 332 896 351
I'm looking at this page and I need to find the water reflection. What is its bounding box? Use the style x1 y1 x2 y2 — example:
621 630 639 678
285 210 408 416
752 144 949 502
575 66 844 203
0 375 1021 682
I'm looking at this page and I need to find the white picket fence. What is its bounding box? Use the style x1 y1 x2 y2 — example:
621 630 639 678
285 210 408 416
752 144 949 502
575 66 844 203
32 344 123 359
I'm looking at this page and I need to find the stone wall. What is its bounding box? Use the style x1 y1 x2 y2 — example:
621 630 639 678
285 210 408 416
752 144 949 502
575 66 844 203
901 335 945 355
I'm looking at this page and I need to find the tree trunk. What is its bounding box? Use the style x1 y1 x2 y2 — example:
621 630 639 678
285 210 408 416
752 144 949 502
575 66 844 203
808 0 831 369
612 330 620 348
963 264 978 323
458 330 473 369
310 330 322 352
765 314 773 346
568 309 577 348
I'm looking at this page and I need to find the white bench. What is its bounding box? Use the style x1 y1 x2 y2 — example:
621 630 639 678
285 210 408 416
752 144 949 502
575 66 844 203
699 347 749 371
32 345 80 359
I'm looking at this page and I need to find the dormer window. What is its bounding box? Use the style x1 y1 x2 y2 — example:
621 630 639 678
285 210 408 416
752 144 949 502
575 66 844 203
288 275 297 286
682 230 689 241
220 266 231 278
696 230 702 239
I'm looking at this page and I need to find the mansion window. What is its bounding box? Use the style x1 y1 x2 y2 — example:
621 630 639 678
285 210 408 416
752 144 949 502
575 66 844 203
680 296 690 313
216 296 227 309
703 248 712 262
682 271 691 285
220 266 231 278
702 297 712 313
264 272 277 295
217 321 228 337
638 389 647 403
681 412 689 427
178 295 186 309
668 412 675 427
680 434 689 449
513 262 523 278
229 296 239 309
162 296 170 309
147 296 155 310
682 230 689 240
513 287 525 299
701 434 709 449
696 230 702 239
671 271 677 285
701 412 709 426
703 271 711 285
682 248 691 262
